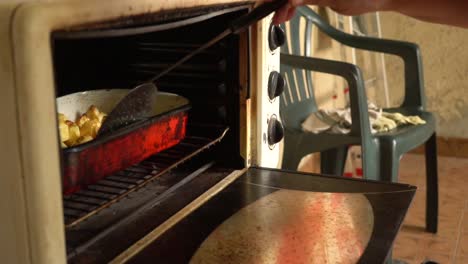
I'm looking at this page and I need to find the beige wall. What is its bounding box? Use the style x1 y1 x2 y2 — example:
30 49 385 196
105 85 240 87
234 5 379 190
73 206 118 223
380 12 468 138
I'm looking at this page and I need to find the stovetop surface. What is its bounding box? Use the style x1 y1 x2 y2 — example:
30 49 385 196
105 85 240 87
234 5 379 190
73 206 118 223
120 168 416 264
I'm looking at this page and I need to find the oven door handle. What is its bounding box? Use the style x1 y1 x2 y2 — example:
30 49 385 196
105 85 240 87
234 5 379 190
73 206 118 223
230 0 288 34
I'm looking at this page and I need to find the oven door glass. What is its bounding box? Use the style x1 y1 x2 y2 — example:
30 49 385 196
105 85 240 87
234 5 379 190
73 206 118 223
116 167 416 264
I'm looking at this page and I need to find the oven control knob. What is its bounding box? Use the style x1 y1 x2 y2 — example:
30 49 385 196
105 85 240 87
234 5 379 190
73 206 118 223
267 115 284 146
269 24 286 51
268 71 285 100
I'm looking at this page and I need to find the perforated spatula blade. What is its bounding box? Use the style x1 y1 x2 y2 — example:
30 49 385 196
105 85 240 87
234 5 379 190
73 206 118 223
98 83 158 136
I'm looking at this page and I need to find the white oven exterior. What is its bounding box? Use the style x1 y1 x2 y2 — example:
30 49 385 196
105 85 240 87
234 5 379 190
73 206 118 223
0 0 281 263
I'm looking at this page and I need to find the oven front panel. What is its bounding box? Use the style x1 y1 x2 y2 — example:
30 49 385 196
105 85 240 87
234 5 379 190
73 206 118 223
253 14 283 168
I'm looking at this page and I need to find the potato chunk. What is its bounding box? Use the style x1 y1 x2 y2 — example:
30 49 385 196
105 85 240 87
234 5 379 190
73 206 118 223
58 113 66 123
58 120 69 142
97 112 107 123
77 135 94 144
65 123 81 147
80 119 100 138
86 105 101 120
76 114 90 128
58 105 107 148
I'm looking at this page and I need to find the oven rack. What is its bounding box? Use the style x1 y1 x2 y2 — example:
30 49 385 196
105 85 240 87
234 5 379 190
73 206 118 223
63 125 229 228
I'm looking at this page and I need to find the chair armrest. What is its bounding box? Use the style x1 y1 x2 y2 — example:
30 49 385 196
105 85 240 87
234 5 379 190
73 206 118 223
281 53 372 137
297 7 426 110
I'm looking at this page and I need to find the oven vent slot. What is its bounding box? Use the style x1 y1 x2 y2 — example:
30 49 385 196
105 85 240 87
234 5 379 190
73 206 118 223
63 125 228 228
131 42 228 88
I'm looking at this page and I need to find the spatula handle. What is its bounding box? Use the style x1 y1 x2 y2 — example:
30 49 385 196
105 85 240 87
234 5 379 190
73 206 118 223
230 0 288 34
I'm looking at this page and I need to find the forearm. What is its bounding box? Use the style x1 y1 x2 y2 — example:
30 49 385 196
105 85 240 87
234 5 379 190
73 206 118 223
381 0 468 27
272 0 468 27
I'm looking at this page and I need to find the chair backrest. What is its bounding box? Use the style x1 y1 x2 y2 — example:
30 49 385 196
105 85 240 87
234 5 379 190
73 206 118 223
282 6 426 110
280 9 317 113
281 7 339 130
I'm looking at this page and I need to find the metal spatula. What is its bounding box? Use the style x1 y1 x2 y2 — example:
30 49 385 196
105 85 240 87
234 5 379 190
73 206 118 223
99 0 287 136
98 83 158 136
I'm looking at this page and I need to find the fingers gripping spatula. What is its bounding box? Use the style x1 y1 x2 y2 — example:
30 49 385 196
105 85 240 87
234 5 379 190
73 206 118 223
99 0 288 136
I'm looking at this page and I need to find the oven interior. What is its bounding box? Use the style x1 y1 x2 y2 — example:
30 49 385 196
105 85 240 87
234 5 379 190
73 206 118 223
51 5 252 262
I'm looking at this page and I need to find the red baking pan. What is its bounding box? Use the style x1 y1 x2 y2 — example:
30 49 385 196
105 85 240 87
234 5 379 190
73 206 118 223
57 89 190 195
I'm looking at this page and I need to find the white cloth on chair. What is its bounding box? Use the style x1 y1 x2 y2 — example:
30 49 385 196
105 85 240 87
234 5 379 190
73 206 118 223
301 102 426 134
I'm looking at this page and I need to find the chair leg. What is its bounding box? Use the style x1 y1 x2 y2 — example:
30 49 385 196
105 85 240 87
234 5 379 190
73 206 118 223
360 144 380 181
379 141 400 182
425 133 438 233
281 137 304 171
282 155 302 171
320 146 348 176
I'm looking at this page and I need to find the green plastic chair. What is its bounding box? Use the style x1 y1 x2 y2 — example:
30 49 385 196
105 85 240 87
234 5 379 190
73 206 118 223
279 7 438 234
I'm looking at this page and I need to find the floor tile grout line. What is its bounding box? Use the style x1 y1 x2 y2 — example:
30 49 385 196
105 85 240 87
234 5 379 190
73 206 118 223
451 199 468 264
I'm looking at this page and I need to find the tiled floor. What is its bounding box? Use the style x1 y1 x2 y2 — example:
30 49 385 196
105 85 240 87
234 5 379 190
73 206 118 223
393 154 468 264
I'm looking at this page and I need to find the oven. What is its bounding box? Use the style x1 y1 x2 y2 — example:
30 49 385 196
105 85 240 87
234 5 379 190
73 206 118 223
0 1 416 263
1 0 283 262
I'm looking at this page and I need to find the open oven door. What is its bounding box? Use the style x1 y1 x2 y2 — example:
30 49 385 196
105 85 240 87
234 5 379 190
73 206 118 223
111 167 416 264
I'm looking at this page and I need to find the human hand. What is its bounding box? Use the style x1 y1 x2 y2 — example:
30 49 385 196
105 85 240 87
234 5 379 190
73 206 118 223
266 0 388 24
